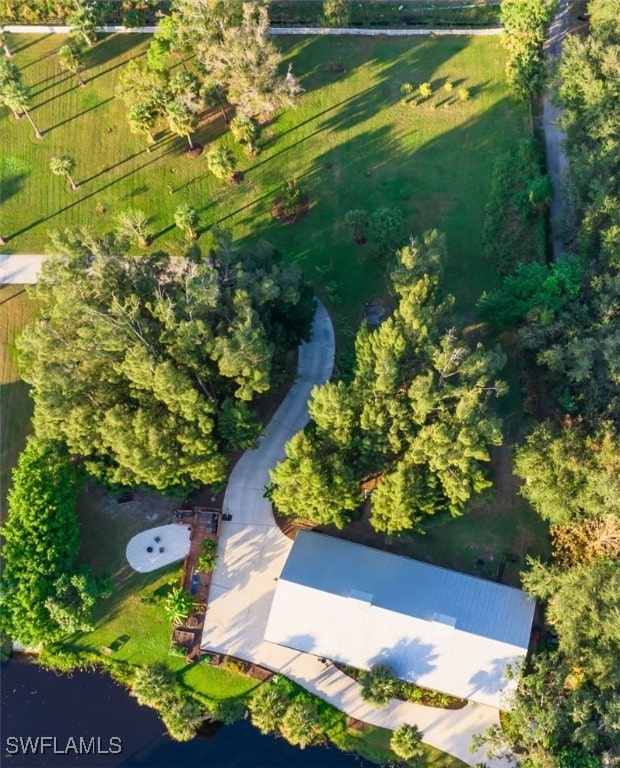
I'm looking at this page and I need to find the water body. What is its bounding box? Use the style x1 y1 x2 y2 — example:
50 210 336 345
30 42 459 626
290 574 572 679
1 657 371 768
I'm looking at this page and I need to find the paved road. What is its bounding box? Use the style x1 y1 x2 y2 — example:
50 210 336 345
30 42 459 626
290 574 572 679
201 301 505 767
541 0 570 260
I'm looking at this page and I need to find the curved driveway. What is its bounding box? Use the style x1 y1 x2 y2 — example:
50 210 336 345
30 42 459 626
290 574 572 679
201 300 504 767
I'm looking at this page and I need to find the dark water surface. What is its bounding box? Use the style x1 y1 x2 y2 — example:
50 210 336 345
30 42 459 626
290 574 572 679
1 657 371 768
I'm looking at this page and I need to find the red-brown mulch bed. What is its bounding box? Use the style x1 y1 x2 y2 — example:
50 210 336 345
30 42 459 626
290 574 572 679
184 143 204 158
270 195 309 225
231 171 244 185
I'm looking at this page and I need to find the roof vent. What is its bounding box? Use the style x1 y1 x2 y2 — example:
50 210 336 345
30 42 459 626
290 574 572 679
349 589 373 604
432 612 456 628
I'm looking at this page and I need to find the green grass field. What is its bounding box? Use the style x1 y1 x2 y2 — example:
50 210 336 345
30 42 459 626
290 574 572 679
0 284 37 522
2 32 527 324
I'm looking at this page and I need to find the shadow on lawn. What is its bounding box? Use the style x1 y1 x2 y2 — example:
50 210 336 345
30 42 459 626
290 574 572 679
44 95 115 132
0 172 28 207
8 144 179 240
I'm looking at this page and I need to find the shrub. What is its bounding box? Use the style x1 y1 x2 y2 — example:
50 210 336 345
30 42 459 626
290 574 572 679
163 587 194 625
400 82 415 97
419 82 432 98
368 207 406 259
344 209 369 244
359 663 399 707
391 723 424 760
458 87 470 101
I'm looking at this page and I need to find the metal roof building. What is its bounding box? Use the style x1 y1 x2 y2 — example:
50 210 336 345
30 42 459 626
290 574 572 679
264 531 535 709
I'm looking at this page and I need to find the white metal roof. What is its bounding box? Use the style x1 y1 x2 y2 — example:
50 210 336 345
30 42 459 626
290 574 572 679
264 531 535 709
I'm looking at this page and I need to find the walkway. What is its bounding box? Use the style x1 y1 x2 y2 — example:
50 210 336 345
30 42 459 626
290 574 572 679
201 301 504 767
541 0 570 260
0 254 46 284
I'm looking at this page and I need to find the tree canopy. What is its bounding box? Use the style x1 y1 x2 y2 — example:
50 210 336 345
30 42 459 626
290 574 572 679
271 230 505 534
18 229 313 493
0 438 108 646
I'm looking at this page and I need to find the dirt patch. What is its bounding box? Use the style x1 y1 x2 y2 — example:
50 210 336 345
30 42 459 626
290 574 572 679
183 143 204 158
270 194 309 225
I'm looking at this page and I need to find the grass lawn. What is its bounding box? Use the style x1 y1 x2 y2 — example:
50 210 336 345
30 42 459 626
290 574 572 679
335 723 467 767
2 32 527 327
0 284 37 522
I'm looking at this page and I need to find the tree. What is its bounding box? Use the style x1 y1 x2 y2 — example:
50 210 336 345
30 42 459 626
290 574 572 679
359 664 399 707
201 82 230 124
0 439 106 646
0 26 13 58
500 0 556 99
115 208 152 248
198 4 302 118
128 104 157 148
0 58 19 91
163 587 194 625
207 144 237 182
174 204 199 241
130 662 176 707
50 156 78 191
271 231 505 534
280 697 322 749
514 424 620 525
323 0 351 27
419 82 432 98
344 209 369 244
482 139 550 274
162 695 201 741
230 115 259 156
58 41 87 87
166 98 198 149
68 2 98 47
368 207 405 258
523 557 620 691
1 78 43 138
249 684 290 735
18 229 313 492
390 724 424 761
269 431 361 528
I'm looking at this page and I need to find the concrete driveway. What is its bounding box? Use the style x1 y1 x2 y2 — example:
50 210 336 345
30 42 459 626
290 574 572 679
201 300 505 766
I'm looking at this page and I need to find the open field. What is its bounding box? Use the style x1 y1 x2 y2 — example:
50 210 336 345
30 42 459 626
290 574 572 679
2 32 527 324
0 284 37 521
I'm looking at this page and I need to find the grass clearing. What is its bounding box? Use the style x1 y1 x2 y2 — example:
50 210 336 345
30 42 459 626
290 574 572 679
0 284 37 522
3 33 527 326
335 722 468 767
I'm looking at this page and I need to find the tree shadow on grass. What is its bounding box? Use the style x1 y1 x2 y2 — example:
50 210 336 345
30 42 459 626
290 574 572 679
8 145 178 240
44 95 115 132
86 33 145 69
0 172 28 207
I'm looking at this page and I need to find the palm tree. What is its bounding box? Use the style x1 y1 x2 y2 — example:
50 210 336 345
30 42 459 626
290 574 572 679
68 3 98 47
116 209 152 248
280 698 321 749
58 41 87 87
207 145 237 182
249 684 289 735
174 204 199 241
359 663 399 707
163 587 194 625
127 103 157 148
50 156 78 190
230 115 259 156
0 27 13 58
0 59 20 117
2 80 43 138
390 724 424 761
201 82 230 124
166 99 198 150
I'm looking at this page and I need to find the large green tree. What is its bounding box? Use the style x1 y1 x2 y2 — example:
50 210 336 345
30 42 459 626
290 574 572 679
0 439 106 645
271 231 505 533
18 229 313 493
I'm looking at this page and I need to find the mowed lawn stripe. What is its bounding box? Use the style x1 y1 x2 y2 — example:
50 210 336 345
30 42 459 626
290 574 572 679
2 33 527 321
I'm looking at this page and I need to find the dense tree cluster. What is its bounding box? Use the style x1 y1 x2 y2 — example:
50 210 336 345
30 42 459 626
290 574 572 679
119 1 301 151
482 139 550 274
499 0 557 99
0 439 110 646
270 231 505 534
18 229 313 493
476 8 620 765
